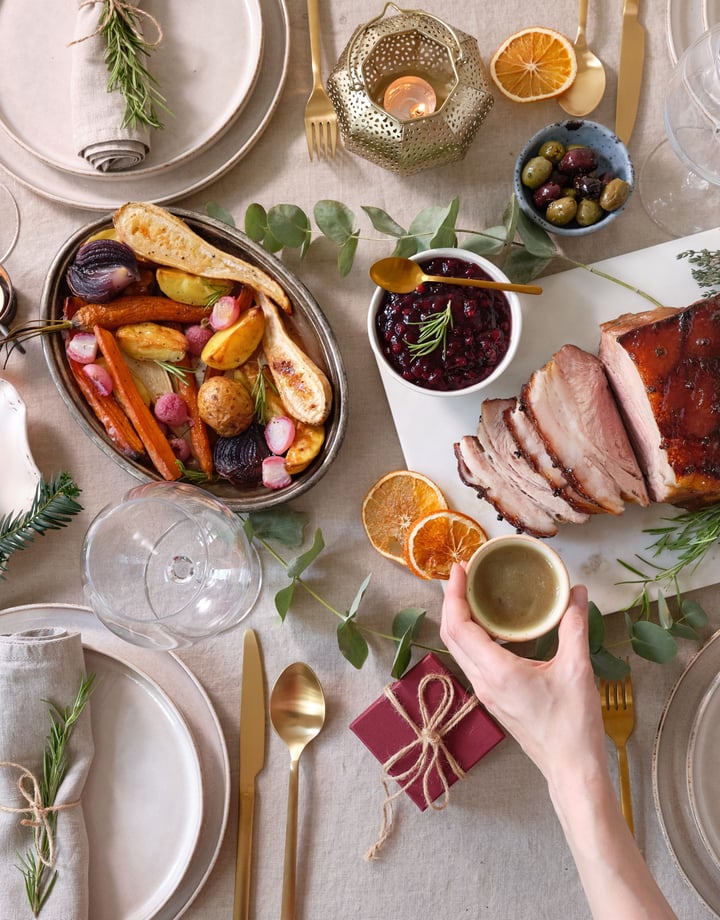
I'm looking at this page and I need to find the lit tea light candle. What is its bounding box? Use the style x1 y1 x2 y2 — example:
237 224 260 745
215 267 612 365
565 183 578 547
383 76 437 120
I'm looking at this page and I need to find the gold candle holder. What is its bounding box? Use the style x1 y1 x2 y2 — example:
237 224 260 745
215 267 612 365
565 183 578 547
326 3 494 176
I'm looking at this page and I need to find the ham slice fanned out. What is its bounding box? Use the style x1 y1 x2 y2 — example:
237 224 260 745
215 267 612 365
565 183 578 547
522 344 649 514
599 295 720 509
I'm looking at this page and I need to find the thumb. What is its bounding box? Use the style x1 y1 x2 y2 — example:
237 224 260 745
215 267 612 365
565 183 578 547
556 584 590 660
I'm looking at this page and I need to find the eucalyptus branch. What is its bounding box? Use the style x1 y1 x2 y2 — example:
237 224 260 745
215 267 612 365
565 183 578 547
18 674 96 916
0 474 83 579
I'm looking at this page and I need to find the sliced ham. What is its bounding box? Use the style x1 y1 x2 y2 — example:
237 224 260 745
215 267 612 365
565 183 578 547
521 344 649 514
599 295 720 509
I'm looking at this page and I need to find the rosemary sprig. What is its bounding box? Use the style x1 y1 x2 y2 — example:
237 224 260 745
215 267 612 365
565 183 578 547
0 473 83 579
676 248 720 296
406 302 453 359
101 2 170 131
17 675 96 916
155 360 190 383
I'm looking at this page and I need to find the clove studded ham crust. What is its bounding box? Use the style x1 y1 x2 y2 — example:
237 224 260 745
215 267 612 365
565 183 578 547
599 294 720 509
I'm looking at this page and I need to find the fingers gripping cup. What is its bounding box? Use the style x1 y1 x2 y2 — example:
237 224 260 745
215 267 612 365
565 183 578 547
465 535 570 642
82 481 262 649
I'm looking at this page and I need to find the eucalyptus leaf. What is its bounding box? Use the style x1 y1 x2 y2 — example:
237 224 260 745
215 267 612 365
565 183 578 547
680 598 709 628
286 528 325 579
267 204 312 249
668 621 701 641
461 228 507 255
391 626 414 678
206 201 236 227
392 607 426 639
657 593 673 630
429 196 459 248
246 507 308 546
244 203 267 242
348 573 372 619
587 601 606 653
630 620 678 663
590 647 631 680
516 210 558 258
503 195 520 244
408 202 456 243
361 205 406 238
392 236 422 258
314 199 357 244
337 618 369 669
338 233 359 276
502 247 552 283
275 581 296 621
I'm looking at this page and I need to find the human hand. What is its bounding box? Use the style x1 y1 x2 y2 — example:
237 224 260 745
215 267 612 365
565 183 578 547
440 563 605 784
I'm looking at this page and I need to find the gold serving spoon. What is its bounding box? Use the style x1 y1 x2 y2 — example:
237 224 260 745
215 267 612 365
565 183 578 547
270 663 326 920
558 0 606 116
370 257 543 296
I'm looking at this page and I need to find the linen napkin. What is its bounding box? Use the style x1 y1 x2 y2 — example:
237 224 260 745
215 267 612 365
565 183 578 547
70 0 151 172
0 628 94 919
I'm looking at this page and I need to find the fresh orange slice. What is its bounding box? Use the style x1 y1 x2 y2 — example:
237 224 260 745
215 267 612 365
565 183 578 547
490 27 577 103
404 510 487 580
362 470 448 565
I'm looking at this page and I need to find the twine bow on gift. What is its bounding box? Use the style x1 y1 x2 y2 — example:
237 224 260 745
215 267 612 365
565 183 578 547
0 762 80 868
365 673 478 860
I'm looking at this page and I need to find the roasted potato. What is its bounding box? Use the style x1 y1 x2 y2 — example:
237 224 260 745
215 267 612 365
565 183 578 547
197 376 255 437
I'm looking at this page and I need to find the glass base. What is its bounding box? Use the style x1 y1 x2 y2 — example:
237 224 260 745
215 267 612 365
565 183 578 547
640 138 720 238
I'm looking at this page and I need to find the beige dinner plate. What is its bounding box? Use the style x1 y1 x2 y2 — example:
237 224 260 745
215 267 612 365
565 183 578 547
654 629 720 918
0 0 288 209
0 604 231 920
0 0 263 177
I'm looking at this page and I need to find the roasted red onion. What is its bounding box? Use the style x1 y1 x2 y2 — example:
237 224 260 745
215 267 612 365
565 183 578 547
66 239 140 303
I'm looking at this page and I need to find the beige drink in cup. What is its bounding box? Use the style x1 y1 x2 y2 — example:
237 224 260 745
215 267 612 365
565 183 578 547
465 535 571 642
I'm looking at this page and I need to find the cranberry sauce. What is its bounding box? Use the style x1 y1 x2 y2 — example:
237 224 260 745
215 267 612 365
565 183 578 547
375 256 513 391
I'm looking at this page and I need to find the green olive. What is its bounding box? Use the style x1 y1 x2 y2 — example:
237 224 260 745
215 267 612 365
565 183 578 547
576 198 604 227
599 178 631 212
561 187 577 200
545 197 578 226
537 140 565 165
521 156 553 189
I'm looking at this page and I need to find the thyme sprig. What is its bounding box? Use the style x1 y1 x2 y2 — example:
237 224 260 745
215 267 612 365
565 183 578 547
677 248 720 296
101 1 170 130
18 674 96 916
0 473 83 578
406 302 453 359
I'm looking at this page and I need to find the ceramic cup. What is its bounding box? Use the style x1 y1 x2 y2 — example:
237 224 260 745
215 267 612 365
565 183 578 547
465 534 571 642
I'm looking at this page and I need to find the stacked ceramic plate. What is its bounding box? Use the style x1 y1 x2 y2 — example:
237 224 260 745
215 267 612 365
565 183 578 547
0 0 289 209
654 630 720 916
0 603 231 920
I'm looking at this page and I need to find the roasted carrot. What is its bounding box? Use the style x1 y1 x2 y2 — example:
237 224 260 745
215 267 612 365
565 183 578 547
176 364 214 477
73 296 211 331
94 325 182 481
68 358 146 459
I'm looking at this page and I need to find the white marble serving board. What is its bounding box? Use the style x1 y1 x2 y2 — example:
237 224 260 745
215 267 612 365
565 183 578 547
376 227 720 613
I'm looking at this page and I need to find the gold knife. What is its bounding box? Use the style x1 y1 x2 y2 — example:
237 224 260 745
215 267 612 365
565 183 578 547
233 629 266 920
615 0 645 145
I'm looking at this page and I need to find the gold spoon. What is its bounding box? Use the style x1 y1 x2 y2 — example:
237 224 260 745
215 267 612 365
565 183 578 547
558 0 606 116
370 257 543 296
270 662 326 920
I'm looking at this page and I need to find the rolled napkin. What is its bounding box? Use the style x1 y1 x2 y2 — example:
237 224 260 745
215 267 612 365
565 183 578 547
0 628 94 919
70 0 152 172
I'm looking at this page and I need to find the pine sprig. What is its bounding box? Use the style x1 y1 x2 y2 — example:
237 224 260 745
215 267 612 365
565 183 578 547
101 2 170 130
18 675 96 916
0 473 83 578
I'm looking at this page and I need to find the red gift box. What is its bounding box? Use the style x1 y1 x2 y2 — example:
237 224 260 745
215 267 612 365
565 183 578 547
350 652 504 811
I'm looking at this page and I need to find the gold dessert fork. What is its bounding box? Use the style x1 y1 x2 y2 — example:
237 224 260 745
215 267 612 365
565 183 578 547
599 672 635 835
304 0 338 160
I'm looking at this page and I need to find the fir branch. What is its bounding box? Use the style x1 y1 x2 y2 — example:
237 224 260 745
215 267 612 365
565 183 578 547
101 1 170 130
0 474 82 579
18 675 96 916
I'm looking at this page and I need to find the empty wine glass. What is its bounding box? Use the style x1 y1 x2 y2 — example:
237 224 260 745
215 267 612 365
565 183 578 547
81 481 262 649
640 25 720 236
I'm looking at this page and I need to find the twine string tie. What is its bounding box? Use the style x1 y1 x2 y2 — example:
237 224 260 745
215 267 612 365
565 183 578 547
69 0 163 48
0 762 80 868
364 673 478 860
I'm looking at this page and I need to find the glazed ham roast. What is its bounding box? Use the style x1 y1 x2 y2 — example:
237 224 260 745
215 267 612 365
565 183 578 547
455 294 720 534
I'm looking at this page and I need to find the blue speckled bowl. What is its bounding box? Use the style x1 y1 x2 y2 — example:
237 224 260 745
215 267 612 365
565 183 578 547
513 120 634 237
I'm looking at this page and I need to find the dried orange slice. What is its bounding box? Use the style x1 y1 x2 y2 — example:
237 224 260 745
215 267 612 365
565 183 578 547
404 510 487 580
490 27 577 103
362 470 448 565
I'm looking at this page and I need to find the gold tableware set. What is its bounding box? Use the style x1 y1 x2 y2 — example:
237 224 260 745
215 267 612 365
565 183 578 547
235 630 326 920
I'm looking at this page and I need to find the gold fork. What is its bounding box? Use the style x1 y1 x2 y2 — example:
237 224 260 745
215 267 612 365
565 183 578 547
304 0 338 160
599 672 635 835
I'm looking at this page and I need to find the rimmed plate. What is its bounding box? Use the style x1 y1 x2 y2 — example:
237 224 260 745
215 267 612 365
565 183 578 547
666 0 720 63
0 0 263 178
0 378 41 517
687 671 720 871
0 0 288 209
654 629 720 918
0 603 230 920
